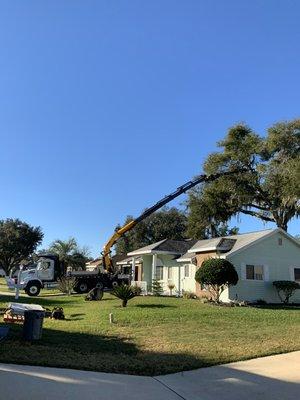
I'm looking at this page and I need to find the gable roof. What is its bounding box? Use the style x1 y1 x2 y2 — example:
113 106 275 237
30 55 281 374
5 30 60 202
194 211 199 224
127 239 197 256
177 252 196 263
116 256 143 265
188 228 300 258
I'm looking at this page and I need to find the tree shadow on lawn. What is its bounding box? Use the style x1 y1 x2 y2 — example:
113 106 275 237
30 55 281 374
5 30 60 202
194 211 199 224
134 304 177 309
0 324 203 375
251 304 300 311
0 295 80 308
69 313 86 317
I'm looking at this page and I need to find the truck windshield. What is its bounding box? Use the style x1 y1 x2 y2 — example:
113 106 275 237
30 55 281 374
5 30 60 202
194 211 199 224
37 260 51 271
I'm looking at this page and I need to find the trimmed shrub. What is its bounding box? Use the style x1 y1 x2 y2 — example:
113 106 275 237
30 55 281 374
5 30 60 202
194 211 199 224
195 258 238 302
254 299 267 305
273 280 300 304
182 290 197 299
151 279 164 296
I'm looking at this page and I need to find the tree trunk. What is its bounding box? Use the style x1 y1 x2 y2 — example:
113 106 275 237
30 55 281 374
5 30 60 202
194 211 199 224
122 299 128 307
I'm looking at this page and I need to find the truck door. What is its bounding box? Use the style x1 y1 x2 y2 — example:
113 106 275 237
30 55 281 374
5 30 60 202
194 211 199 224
37 259 55 281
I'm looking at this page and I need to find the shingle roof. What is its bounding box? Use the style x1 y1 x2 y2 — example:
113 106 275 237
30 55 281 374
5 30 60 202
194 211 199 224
127 239 197 256
188 229 274 255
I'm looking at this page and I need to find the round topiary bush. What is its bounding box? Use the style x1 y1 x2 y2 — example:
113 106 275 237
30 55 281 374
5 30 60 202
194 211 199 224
195 258 238 302
273 280 300 304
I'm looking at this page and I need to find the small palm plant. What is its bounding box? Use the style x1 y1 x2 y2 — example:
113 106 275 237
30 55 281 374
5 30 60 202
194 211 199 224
111 284 137 307
57 276 76 295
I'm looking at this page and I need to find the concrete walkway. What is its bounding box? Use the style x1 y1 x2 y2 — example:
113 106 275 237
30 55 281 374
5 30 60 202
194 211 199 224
0 351 299 400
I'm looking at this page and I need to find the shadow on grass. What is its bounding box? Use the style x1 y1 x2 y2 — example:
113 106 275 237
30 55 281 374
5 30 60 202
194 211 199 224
0 324 200 375
134 304 177 309
251 304 300 311
70 313 85 317
0 295 81 308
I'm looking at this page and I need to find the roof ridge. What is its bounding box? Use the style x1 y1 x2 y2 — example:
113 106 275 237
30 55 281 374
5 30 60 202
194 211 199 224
194 228 275 242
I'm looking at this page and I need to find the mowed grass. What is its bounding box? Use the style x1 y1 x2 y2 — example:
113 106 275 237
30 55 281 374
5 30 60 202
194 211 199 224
0 291 300 375
0 277 10 293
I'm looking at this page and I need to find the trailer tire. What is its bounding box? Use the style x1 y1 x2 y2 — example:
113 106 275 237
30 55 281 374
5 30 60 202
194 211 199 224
74 281 89 294
112 281 119 288
25 281 41 297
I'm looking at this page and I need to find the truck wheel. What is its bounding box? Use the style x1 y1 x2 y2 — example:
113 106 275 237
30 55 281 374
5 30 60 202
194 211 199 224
96 282 104 290
74 281 89 294
112 281 119 288
25 281 41 297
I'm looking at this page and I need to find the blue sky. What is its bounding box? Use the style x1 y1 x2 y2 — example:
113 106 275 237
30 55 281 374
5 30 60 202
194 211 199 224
0 1 299 257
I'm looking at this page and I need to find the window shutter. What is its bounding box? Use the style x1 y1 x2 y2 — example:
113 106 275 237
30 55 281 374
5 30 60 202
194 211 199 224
241 263 246 280
264 265 269 281
289 267 295 281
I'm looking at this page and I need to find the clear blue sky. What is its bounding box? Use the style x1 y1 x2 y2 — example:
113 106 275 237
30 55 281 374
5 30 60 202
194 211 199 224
0 1 299 257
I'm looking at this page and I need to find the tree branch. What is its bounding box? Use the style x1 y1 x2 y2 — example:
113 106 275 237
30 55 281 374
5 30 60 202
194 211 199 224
244 203 271 212
240 208 275 223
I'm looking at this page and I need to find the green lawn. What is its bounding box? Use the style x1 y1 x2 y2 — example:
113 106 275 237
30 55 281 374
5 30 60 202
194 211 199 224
0 277 10 293
0 292 300 375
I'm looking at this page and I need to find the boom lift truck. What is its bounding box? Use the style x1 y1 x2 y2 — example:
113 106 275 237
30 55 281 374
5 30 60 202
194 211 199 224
6 169 240 296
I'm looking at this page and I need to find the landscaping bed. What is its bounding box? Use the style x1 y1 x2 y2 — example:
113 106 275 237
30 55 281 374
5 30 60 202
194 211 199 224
0 292 300 375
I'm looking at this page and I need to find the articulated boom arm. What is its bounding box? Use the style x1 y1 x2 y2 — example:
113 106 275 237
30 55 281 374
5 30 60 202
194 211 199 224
102 169 240 272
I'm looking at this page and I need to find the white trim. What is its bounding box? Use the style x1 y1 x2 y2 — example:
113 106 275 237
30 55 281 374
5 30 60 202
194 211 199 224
128 249 180 256
264 265 269 282
289 266 300 281
241 263 247 280
289 266 295 281
151 254 157 281
132 257 136 281
116 257 142 265
188 246 217 253
177 257 192 263
184 264 190 278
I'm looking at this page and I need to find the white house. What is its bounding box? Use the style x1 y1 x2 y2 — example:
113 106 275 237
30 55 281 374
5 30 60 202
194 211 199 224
183 228 300 303
127 239 197 294
125 229 300 303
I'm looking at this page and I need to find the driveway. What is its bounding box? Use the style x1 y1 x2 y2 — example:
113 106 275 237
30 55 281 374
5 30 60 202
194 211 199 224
0 351 299 400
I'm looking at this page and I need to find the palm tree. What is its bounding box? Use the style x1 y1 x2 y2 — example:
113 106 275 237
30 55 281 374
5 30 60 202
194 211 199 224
49 238 78 264
48 238 90 271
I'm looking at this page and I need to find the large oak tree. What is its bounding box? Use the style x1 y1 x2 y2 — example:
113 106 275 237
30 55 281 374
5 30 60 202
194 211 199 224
187 119 300 233
0 218 43 275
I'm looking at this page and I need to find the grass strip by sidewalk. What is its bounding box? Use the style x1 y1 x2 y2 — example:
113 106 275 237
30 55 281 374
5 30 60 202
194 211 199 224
0 292 299 375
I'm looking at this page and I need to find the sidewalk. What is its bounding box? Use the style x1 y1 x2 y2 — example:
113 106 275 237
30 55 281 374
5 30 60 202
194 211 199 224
0 351 299 400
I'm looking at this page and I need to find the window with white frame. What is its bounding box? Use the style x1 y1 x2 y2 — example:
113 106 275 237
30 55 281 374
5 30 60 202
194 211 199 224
246 264 264 280
184 264 189 278
156 266 164 281
294 268 300 282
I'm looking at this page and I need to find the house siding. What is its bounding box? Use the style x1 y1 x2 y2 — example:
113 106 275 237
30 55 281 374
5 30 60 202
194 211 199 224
134 230 300 302
227 231 300 303
141 254 197 294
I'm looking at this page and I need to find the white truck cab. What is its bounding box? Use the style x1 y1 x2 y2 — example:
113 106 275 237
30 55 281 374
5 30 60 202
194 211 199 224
6 255 60 296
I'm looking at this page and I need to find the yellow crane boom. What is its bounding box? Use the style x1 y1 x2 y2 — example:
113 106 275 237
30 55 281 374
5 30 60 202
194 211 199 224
102 169 243 272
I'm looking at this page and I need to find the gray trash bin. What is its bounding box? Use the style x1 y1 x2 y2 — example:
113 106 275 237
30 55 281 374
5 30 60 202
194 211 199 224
23 310 45 341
